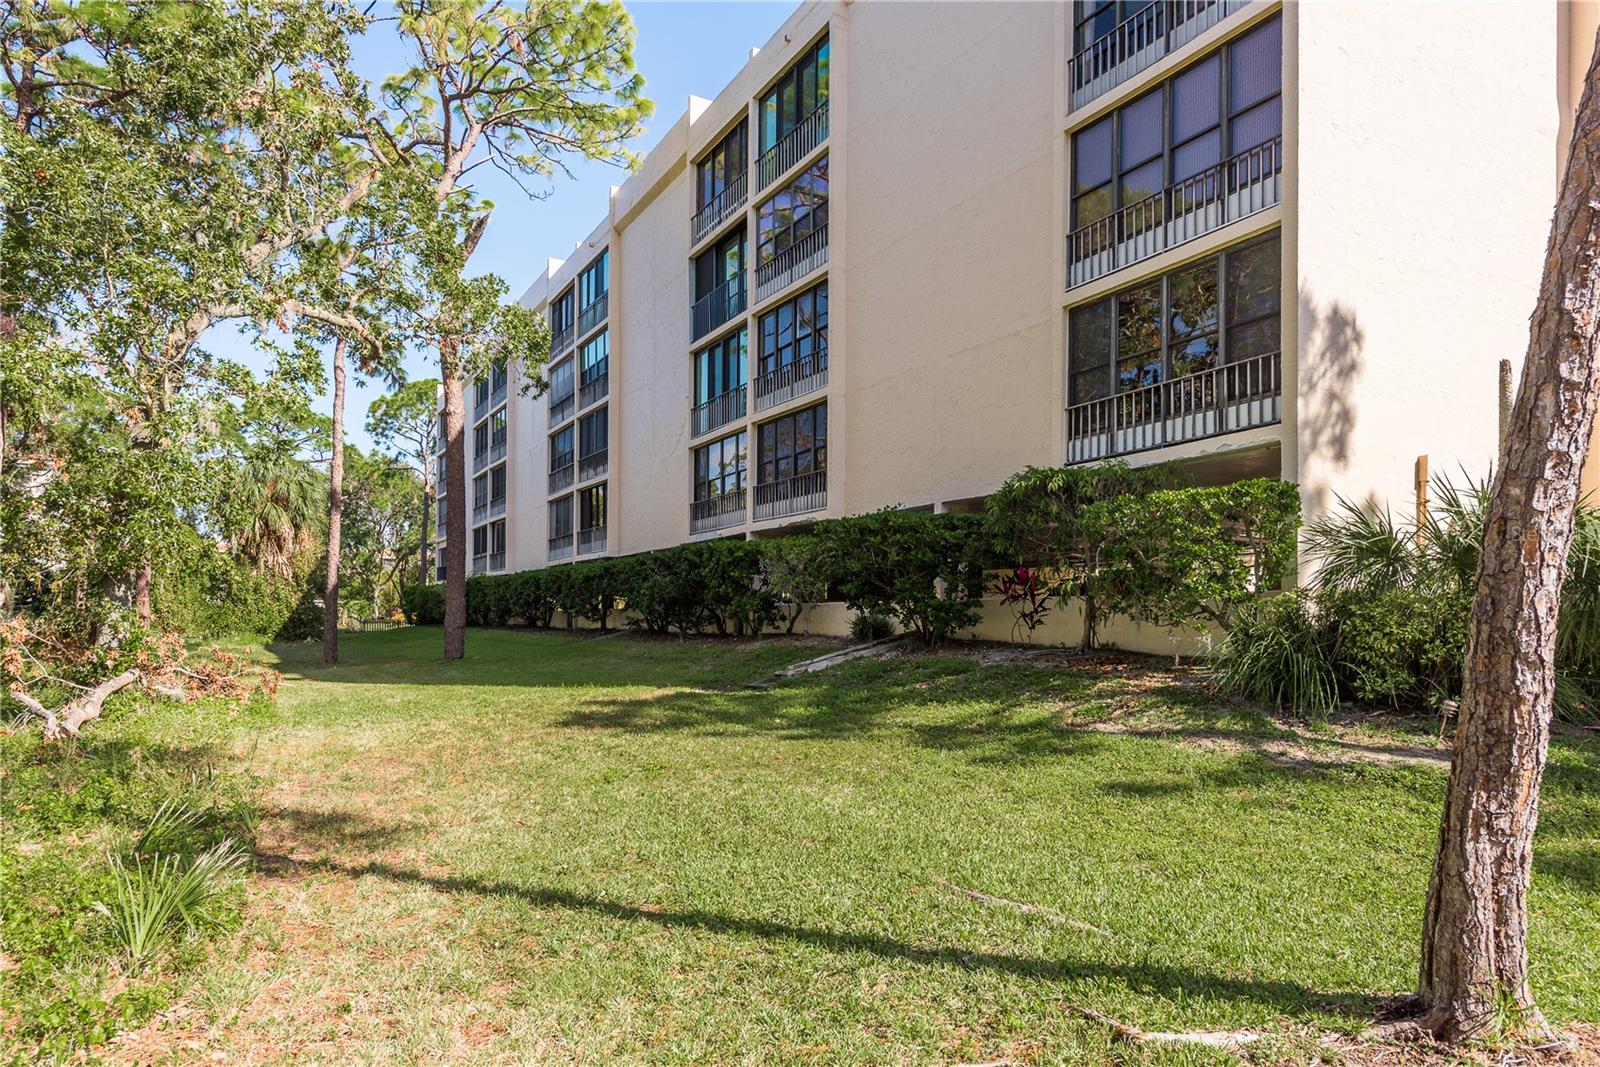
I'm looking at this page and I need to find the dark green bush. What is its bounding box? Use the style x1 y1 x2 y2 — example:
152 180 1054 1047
1208 591 1339 714
1321 586 1468 707
400 583 443 624
849 611 895 642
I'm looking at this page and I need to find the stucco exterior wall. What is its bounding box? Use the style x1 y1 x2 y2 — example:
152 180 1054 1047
1293 2 1558 523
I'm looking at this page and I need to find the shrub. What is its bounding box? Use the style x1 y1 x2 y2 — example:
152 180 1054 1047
95 840 248 967
761 535 831 634
505 569 557 628
400 583 444 624
993 565 1053 642
849 611 895 642
1321 586 1468 708
1209 591 1339 714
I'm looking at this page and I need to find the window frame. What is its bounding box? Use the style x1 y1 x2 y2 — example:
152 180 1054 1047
694 227 746 301
760 35 830 153
580 330 609 386
579 483 607 531
693 430 749 502
694 328 747 404
758 281 828 377
756 156 828 266
757 401 827 485
578 249 609 310
548 495 574 539
578 406 608 458
697 121 748 210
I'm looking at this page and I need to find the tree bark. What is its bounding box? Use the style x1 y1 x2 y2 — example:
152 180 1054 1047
1415 30 1600 1042
133 561 152 626
323 336 347 665
442 359 467 661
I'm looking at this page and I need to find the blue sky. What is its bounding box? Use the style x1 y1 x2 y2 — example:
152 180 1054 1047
208 1 794 453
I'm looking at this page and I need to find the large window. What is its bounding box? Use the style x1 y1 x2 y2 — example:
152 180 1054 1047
550 425 574 469
551 286 574 337
473 376 490 410
758 401 827 485
548 496 574 539
760 36 829 153
694 431 748 502
489 409 506 451
579 483 607 530
698 122 747 210
1068 232 1280 406
473 471 489 511
579 249 609 310
490 464 506 506
1073 1 1141 55
491 362 507 395
580 330 608 386
694 228 745 301
694 328 746 404
1071 15 1281 231
472 421 489 461
758 282 827 376
579 407 608 458
757 157 828 265
549 358 575 407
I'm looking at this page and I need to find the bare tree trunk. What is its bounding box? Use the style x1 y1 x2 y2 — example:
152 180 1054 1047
323 336 347 665
442 356 467 661
1414 31 1600 1043
134 561 152 626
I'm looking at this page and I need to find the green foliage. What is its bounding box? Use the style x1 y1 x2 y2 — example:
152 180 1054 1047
1207 592 1339 715
813 509 991 647
760 534 831 634
95 839 248 967
849 612 895 642
401 582 444 626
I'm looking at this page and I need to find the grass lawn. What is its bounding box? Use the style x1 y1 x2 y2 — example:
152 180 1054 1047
99 627 1600 1065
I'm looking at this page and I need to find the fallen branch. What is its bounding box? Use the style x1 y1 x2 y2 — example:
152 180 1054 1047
932 875 1110 937
10 669 140 740
1069 1006 1261 1051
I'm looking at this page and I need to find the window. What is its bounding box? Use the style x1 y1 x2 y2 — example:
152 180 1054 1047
579 249 609 309
580 483 607 530
549 359 575 406
490 409 506 451
694 431 748 501
698 122 747 210
758 401 827 484
548 496 574 539
757 157 828 265
1067 232 1280 405
474 376 490 410
761 36 829 152
551 287 575 336
472 422 489 461
758 282 827 376
694 228 745 301
490 464 506 505
579 407 608 458
550 425 574 468
490 362 507 394
695 329 747 404
473 472 489 512
580 330 609 386
1070 15 1280 231
472 525 488 557
488 519 505 561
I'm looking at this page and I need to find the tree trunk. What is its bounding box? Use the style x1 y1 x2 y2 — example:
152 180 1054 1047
442 357 467 661
134 561 152 626
1415 31 1600 1043
323 336 347 665
419 479 433 587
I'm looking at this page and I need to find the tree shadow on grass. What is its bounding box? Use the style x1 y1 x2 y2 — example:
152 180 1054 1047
253 849 1386 1024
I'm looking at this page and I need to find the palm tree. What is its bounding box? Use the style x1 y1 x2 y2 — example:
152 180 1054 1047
228 453 327 580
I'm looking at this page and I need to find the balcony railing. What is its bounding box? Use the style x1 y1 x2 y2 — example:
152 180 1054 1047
473 448 489 474
548 533 573 561
490 438 506 465
579 448 608 482
1065 350 1281 464
578 292 608 338
1067 137 1282 289
692 275 747 341
692 171 748 245
754 353 827 412
489 550 505 572
473 499 488 523
472 553 487 575
756 226 828 303
691 489 747 534
578 526 607 555
549 454 574 494
1067 0 1248 112
552 322 575 359
754 469 827 522
579 367 608 409
490 495 506 519
692 387 746 438
757 101 829 190
549 391 575 427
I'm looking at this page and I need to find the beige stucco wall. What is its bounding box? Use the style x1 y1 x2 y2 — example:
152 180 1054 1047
1292 1 1558 525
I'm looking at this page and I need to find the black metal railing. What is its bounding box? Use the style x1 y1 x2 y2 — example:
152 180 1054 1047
578 292 608 337
1067 136 1282 289
753 352 827 412
549 391 575 427
691 489 747 534
578 526 607 554
1067 0 1247 112
755 225 828 302
753 469 827 521
691 387 747 438
552 322 574 358
548 533 573 560
579 366 608 409
757 101 828 190
579 448 608 482
549 453 574 494
1065 350 1281 463
692 275 747 341
692 171 749 245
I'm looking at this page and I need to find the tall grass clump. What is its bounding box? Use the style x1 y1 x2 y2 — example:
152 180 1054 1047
96 838 248 967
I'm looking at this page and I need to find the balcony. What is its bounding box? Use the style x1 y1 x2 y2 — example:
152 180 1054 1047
472 553 487 575
1065 350 1281 464
578 292 608 338
1067 137 1282 290
435 560 446 582
548 533 573 561
578 526 607 555
552 322 574 359
473 448 488 474
489 550 505 571
757 101 828 190
756 226 827 303
754 353 827 413
754 469 827 522
579 367 608 409
473 499 488 523
692 276 747 341
691 489 747 534
692 172 748 246
1067 0 1248 113
549 391 575 428
692 387 746 438
473 440 506 474
490 495 506 519
579 448 608 482
549 453 574 494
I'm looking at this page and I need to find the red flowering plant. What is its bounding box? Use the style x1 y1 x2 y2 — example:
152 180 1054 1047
992 564 1054 643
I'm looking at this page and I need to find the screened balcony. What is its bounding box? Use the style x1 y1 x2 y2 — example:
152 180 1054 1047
692 388 746 439
754 470 826 522
578 526 607 555
1067 0 1248 113
547 533 573 561
754 353 827 413
1065 350 1280 463
549 452 574 494
755 226 827 303
757 101 828 191
692 276 746 341
692 171 748 246
577 292 608 338
691 489 747 534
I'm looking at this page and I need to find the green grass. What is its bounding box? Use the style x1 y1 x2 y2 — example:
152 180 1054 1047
14 627 1600 1064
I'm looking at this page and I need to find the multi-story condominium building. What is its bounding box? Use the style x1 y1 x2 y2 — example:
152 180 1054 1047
438 0 1597 615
